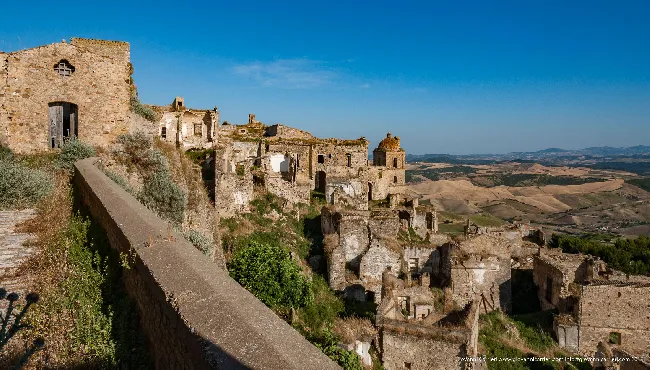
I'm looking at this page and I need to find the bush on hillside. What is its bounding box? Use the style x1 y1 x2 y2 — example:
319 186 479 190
137 171 187 225
0 145 13 161
130 97 157 122
228 241 312 309
184 229 212 255
56 138 96 173
0 160 53 210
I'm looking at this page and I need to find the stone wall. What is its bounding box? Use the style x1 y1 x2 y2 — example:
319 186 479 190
73 157 339 370
1 38 131 153
577 283 650 357
380 330 470 370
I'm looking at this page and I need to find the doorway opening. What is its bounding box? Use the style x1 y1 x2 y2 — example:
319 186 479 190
48 102 78 148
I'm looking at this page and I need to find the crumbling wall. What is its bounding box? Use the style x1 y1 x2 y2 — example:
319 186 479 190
360 242 400 294
2 39 131 153
213 143 254 218
325 180 368 210
266 124 313 140
403 247 439 277
0 52 7 146
577 283 650 357
449 254 510 313
380 330 470 370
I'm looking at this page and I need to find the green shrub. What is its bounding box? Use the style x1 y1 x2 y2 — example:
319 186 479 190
115 132 168 175
130 97 157 122
0 160 53 209
303 327 363 370
0 145 13 161
297 275 344 333
137 172 187 225
228 241 312 309
101 168 135 195
184 229 212 255
56 138 96 173
54 214 151 367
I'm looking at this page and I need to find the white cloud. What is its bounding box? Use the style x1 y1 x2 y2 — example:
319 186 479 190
232 59 338 89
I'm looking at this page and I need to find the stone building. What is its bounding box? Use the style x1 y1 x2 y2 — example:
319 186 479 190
206 114 411 218
322 202 443 304
376 269 480 370
533 249 650 359
1 38 132 152
438 233 514 313
153 97 218 149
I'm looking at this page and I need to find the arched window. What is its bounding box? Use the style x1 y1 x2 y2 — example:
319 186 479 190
54 59 75 77
393 157 398 168
393 176 398 183
346 153 352 167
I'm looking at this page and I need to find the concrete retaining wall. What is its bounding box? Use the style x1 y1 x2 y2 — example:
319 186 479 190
73 157 339 370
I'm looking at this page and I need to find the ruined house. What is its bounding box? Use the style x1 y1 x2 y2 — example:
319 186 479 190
1 38 132 152
154 97 218 149
322 202 443 304
207 117 413 218
533 249 650 359
376 269 480 370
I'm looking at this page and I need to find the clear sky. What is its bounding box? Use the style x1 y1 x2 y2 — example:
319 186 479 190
2 1 649 154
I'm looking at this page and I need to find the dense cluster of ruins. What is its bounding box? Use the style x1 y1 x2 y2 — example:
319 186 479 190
2 38 650 370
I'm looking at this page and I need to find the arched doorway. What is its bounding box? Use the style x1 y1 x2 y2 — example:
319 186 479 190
368 182 373 201
49 102 78 148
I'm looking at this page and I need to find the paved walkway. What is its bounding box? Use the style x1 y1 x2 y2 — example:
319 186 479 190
0 209 37 298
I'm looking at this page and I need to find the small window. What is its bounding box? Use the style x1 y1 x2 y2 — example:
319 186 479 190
393 157 398 168
161 127 166 139
328 154 332 159
346 153 352 167
379 171 382 179
609 332 621 345
54 59 75 77
405 362 412 369
194 123 202 136
393 176 398 183
318 155 324 164
296 155 300 168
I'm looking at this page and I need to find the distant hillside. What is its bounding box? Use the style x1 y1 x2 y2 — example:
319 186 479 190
407 145 650 174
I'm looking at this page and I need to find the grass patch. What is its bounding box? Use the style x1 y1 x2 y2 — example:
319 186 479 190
470 213 506 227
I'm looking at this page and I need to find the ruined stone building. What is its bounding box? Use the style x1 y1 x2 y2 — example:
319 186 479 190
1 38 132 152
376 269 480 370
203 113 410 218
533 249 650 359
153 97 218 149
322 201 443 304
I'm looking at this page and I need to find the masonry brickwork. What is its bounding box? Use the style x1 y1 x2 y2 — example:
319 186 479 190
376 269 480 369
1 38 131 152
533 249 650 359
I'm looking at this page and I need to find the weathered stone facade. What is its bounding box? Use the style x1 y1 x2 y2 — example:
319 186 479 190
153 97 218 149
377 270 480 370
1 38 131 152
533 249 650 358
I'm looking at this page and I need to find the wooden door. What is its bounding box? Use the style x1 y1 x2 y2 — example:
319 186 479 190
48 104 63 148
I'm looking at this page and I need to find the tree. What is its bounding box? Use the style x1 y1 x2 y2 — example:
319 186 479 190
229 241 313 309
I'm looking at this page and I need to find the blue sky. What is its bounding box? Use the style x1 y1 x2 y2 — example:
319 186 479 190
2 1 649 154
